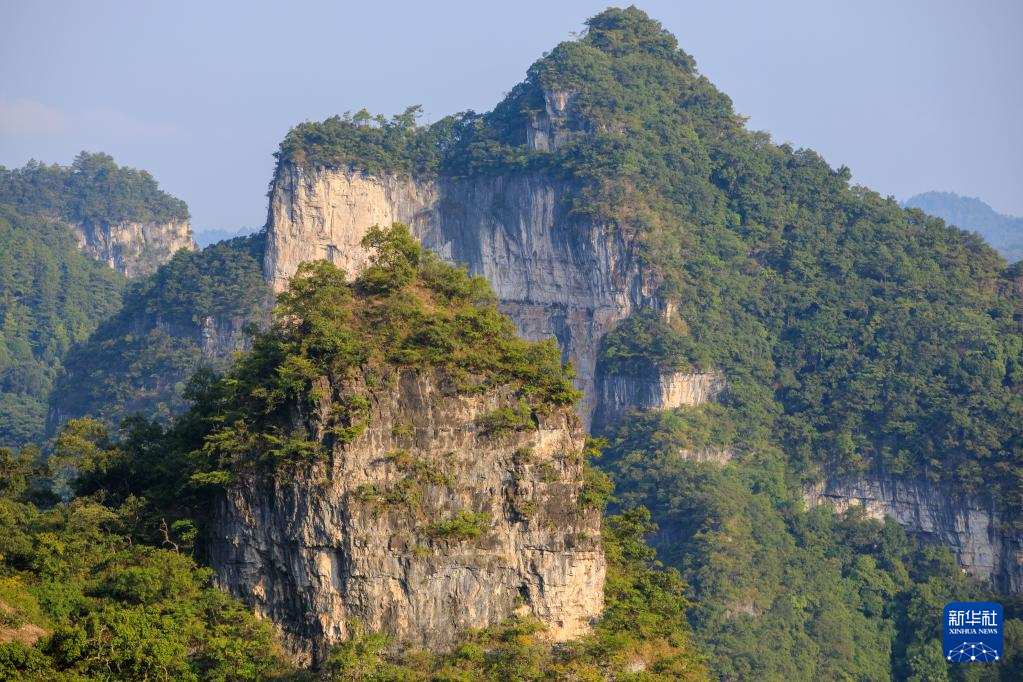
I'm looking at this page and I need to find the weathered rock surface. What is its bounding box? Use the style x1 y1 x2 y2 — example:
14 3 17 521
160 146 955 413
209 368 605 663
592 369 725 432
526 88 577 152
804 474 1023 592
69 218 196 277
676 447 733 465
264 163 657 421
199 313 255 358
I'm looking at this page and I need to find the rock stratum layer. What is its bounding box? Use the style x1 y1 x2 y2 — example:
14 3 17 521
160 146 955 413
70 217 195 277
264 163 657 421
209 367 605 663
805 474 1023 592
592 369 725 432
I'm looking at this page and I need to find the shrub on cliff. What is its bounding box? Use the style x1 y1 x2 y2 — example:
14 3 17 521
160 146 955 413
197 223 579 471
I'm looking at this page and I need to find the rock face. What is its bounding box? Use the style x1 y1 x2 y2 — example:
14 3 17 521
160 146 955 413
69 218 196 277
804 474 1023 592
264 163 657 422
209 367 605 663
526 88 577 152
199 313 255 359
676 447 733 465
592 369 725 432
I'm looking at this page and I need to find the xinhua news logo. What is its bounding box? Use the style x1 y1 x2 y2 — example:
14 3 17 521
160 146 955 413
943 602 1003 663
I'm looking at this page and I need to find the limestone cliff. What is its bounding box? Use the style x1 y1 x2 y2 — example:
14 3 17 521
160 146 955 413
69 217 196 277
264 163 658 421
209 367 605 663
592 369 725 432
804 474 1023 592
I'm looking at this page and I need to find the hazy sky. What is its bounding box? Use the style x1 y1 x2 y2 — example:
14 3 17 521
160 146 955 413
1 1 1020 234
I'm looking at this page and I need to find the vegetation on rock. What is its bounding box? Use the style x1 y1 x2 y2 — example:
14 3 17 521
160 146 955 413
272 7 1023 678
276 8 1023 508
0 227 707 678
601 408 1023 680
196 223 578 474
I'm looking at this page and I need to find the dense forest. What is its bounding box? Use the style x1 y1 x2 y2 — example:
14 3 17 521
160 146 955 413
906 191 1023 263
2 5 1022 680
0 152 189 226
278 8 1023 507
599 409 1023 679
0 152 207 447
0 207 125 447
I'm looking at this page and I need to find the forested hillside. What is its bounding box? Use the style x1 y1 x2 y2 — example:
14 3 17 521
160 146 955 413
2 6 1022 679
49 233 269 430
278 8 1023 506
0 226 709 680
0 208 124 446
0 152 188 227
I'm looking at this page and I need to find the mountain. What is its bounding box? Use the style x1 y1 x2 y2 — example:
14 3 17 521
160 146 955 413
8 225 706 679
255 7 1023 678
9 6 1023 679
48 232 270 430
208 225 604 662
905 191 1023 262
0 152 196 277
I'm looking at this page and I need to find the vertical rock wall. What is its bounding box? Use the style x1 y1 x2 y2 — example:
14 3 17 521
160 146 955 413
263 164 656 421
804 475 1023 592
209 368 605 663
70 218 196 277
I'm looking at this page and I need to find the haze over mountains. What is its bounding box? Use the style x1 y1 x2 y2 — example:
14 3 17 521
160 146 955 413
1 6 1022 681
906 191 1023 262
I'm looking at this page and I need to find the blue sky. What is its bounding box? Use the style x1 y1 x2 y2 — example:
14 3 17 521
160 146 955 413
1 0 1020 234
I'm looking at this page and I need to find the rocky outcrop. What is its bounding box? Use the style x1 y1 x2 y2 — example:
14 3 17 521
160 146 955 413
264 168 436 287
804 474 1023 592
592 369 725 432
264 164 657 420
676 447 733 465
209 367 605 663
69 218 196 277
199 313 255 358
526 88 577 152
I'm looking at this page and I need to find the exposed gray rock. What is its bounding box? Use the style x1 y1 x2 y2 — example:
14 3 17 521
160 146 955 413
199 313 253 358
592 368 725 432
209 367 605 663
676 447 733 465
69 218 195 277
526 88 577 152
264 164 660 422
804 474 1023 592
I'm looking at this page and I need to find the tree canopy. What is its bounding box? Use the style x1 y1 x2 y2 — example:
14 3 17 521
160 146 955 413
0 152 189 226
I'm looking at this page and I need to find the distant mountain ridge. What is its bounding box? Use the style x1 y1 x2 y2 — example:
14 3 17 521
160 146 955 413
193 226 258 248
905 191 1023 262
